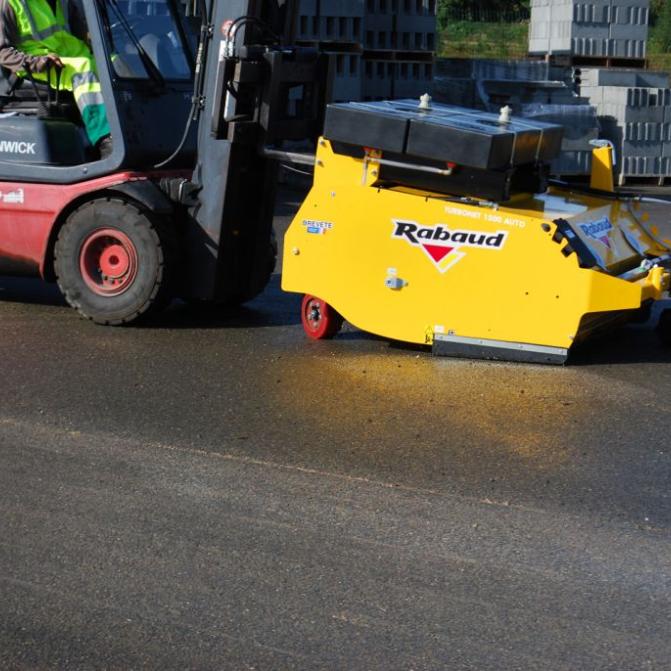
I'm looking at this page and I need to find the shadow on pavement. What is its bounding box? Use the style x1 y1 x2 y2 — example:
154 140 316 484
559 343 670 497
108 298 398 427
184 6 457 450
0 274 302 330
3 274 671 365
149 274 303 330
570 324 671 366
0 276 66 307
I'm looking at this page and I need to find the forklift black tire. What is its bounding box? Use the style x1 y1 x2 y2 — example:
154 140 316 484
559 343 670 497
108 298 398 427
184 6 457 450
206 233 279 308
657 309 671 347
268 228 279 281
301 295 344 340
54 198 175 325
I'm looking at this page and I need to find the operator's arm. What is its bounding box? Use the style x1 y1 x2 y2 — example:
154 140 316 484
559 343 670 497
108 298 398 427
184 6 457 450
0 0 52 72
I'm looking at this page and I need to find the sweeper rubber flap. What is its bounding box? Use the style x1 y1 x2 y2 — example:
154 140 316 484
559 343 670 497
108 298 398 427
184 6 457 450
282 104 671 364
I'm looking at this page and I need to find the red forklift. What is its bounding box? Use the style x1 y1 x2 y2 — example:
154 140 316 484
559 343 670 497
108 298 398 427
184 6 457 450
0 0 327 324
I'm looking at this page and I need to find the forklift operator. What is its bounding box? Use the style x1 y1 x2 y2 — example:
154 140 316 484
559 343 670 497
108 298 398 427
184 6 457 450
0 0 112 156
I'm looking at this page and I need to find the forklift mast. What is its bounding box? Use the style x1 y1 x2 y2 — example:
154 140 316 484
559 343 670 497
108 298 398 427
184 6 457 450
183 0 328 303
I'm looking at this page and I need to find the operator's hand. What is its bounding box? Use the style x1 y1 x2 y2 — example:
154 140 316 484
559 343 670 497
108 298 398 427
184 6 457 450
46 55 64 68
32 54 63 72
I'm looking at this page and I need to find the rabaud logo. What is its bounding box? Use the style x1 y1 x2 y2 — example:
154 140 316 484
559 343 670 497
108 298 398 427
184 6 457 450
579 217 613 249
391 220 508 273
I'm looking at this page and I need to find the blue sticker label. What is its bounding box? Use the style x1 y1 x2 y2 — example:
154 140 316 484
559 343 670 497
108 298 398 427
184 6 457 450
303 220 333 235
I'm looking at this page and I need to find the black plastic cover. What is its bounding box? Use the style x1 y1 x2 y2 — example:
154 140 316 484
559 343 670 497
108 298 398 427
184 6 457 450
0 116 85 166
324 100 564 171
324 103 409 154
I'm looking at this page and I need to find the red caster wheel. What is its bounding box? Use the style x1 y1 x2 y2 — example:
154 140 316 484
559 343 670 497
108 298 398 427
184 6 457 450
301 295 344 340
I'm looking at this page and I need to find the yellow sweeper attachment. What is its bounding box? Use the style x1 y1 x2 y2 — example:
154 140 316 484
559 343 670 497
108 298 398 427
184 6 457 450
282 101 671 364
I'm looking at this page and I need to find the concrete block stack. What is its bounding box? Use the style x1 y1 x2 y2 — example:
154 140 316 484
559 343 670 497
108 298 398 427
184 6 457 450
432 59 479 107
610 0 649 59
296 0 366 102
362 0 394 100
433 59 571 108
525 0 671 181
577 68 671 182
529 0 649 63
361 0 438 101
488 83 599 176
295 0 437 102
385 0 437 101
433 58 600 176
524 103 599 175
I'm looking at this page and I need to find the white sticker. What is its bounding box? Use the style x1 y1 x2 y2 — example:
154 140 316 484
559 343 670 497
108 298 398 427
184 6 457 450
1 188 24 204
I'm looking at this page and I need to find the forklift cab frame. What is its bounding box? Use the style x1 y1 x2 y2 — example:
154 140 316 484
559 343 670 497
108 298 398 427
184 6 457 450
0 0 198 184
0 0 329 326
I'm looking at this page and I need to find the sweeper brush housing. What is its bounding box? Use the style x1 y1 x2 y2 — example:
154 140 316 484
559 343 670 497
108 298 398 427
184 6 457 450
282 112 671 364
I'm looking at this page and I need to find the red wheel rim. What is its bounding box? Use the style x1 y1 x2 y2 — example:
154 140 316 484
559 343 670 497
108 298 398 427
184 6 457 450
301 295 341 340
79 228 138 297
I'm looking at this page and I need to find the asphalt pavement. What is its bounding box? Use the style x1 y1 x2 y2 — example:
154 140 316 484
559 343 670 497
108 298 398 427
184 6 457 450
0 191 670 670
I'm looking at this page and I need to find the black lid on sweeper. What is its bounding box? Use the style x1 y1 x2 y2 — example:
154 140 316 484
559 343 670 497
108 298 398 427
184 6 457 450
323 100 564 171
